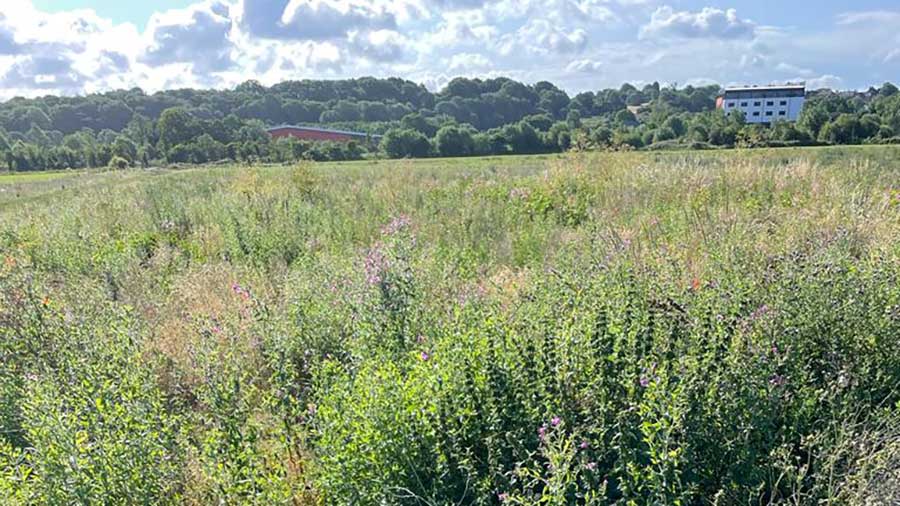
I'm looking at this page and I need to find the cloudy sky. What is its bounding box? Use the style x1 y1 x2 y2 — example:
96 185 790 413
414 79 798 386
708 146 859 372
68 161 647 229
1 1 898 100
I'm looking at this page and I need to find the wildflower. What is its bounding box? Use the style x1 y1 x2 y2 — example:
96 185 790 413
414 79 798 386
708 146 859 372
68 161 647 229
307 403 317 416
420 351 430 362
769 374 786 387
508 187 530 200
639 376 650 388
41 296 50 307
690 277 702 291
579 440 590 450
550 416 562 427
498 492 509 502
232 282 243 294
585 462 598 471
538 424 547 440
750 304 770 320
381 214 412 236
364 245 387 286
211 325 222 334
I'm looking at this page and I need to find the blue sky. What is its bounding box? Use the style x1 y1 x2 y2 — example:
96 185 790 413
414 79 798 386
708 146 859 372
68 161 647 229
2 1 899 99
31 1 194 29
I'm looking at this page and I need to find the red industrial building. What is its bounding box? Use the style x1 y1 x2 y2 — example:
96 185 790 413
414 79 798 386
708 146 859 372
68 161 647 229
267 125 379 143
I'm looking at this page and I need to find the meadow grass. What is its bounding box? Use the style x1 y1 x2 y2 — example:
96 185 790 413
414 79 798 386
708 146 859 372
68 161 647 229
1 147 899 505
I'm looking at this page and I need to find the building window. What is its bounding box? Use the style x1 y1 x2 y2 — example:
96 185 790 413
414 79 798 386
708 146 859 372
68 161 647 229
780 100 787 106
766 111 774 116
754 101 761 106
741 102 748 107
753 112 760 116
766 101 774 106
779 111 787 116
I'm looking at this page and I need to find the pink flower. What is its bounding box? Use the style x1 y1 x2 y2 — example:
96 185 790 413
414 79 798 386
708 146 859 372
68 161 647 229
585 462 597 471
508 187 530 200
498 492 509 502
364 245 387 286
550 416 562 427
750 304 771 320
420 351 430 362
538 424 547 440
381 215 412 236
639 376 650 388
579 440 590 450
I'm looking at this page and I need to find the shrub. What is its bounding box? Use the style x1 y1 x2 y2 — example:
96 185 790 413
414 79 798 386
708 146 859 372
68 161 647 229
108 155 129 169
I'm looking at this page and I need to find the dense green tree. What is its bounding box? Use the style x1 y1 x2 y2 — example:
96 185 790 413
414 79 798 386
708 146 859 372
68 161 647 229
112 136 138 163
380 129 431 158
158 108 198 149
0 76 898 171
435 125 475 157
615 109 638 127
819 114 862 144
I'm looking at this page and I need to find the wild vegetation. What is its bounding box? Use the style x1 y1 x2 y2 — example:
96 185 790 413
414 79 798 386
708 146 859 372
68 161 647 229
2 77 900 171
1 147 900 504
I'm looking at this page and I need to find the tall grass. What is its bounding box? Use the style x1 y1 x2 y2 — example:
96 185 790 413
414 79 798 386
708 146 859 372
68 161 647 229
1 147 899 504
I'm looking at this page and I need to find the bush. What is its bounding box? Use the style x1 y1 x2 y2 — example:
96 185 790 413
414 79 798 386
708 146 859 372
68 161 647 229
108 155 129 169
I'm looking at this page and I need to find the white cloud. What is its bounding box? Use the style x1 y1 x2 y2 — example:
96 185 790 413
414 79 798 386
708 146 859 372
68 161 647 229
447 52 491 71
241 0 398 40
566 58 602 73
498 19 588 56
143 1 236 73
806 74 843 90
349 29 408 62
640 6 756 40
0 0 895 101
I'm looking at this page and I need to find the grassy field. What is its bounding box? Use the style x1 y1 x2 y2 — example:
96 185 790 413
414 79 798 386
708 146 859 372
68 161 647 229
1 147 899 504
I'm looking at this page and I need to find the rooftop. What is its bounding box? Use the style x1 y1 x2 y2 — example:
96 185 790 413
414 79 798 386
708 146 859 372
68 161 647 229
267 125 380 138
724 83 806 92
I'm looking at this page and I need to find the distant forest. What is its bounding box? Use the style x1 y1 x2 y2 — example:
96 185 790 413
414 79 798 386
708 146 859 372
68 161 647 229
1 76 899 170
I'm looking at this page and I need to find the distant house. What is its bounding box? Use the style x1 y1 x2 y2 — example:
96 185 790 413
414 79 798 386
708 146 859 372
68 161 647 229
716 83 806 124
267 125 381 144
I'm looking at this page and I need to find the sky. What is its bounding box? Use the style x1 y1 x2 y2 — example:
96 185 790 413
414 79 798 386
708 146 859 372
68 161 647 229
1 1 899 100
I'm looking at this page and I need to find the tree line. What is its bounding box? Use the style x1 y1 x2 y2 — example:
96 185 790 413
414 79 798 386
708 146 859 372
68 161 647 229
1 77 899 170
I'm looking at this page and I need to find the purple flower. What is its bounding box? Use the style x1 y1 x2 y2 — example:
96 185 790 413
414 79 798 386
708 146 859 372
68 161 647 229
639 376 650 388
538 424 547 440
585 462 597 471
498 492 509 502
579 440 590 450
381 215 412 236
750 304 771 320
550 416 562 427
364 244 388 286
508 187 530 200
420 351 430 362
231 282 242 294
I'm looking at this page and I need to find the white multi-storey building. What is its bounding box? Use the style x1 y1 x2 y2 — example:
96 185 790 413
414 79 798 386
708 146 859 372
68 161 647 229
716 84 806 124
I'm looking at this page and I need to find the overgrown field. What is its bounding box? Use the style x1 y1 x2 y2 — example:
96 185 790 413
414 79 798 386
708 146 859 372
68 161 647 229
1 147 899 505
